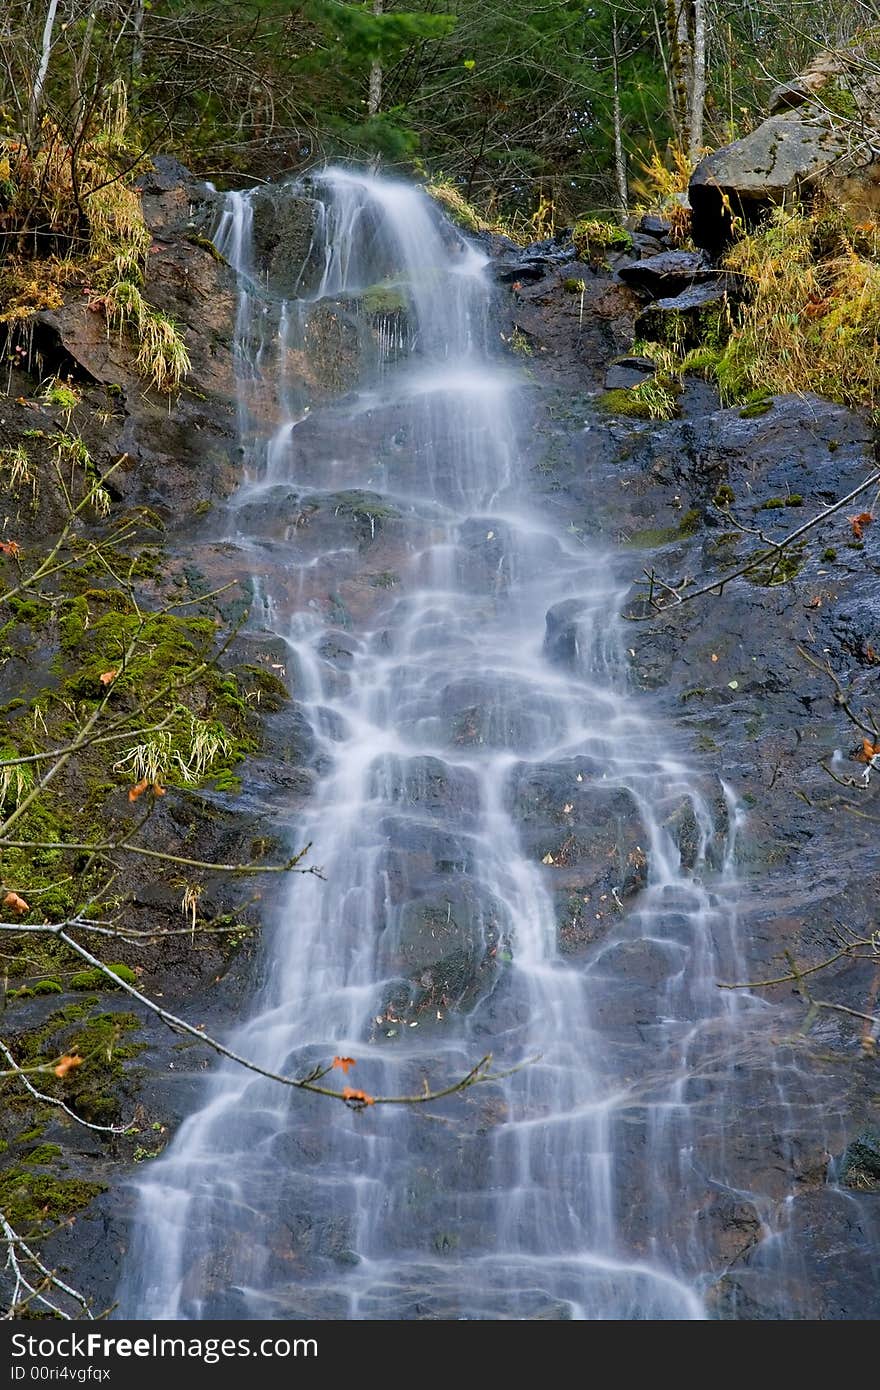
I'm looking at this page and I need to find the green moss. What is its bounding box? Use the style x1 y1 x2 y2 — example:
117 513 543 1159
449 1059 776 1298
70 963 136 989
6 596 51 627
240 665 288 712
17 1125 46 1143
678 508 701 536
747 542 807 586
185 232 226 262
32 979 63 995
822 547 837 562
572 218 631 260
598 378 678 421
563 277 586 294
739 399 773 418
761 495 803 509
22 1143 62 1166
359 282 407 315
59 594 89 650
16 1007 143 1126
0 1169 104 1224
713 483 735 507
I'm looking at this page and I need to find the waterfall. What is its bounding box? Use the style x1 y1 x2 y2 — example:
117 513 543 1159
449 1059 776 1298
119 168 804 1320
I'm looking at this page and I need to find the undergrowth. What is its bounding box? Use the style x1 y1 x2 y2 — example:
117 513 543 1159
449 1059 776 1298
715 199 880 416
425 176 525 243
0 100 189 392
631 195 880 421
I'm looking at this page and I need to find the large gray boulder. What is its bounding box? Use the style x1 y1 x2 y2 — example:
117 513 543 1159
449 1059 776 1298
689 115 855 250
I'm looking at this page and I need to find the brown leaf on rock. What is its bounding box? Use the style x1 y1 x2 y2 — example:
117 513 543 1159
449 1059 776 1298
54 1054 83 1078
854 737 880 763
3 891 30 915
848 512 874 540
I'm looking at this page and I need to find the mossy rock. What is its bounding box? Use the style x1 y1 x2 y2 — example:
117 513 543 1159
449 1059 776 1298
70 963 137 990
0 1169 105 1224
359 282 408 316
838 1130 880 1190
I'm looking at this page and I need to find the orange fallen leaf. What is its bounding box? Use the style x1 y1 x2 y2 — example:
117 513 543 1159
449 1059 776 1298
855 737 880 763
0 540 21 558
3 891 30 915
807 595 821 609
342 1086 375 1107
848 512 874 540
867 645 877 663
99 669 118 685
54 1054 83 1078
129 778 165 802
332 1056 356 1074
129 777 150 803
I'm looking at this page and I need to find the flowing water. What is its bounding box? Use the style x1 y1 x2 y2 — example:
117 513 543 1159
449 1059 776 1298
119 169 831 1320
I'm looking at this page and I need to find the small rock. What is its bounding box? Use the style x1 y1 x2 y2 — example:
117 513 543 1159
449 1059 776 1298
637 213 672 238
604 356 655 390
618 250 714 297
636 280 728 342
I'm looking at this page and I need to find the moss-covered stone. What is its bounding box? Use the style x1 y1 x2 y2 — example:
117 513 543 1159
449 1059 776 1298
0 1168 105 1224
70 963 137 989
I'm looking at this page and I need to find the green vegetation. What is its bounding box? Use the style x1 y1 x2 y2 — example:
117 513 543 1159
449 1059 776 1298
70 964 137 990
359 282 408 315
572 219 631 262
708 201 880 419
0 121 189 391
599 377 679 422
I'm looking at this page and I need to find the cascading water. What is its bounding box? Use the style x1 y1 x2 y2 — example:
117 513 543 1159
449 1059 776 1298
118 168 825 1320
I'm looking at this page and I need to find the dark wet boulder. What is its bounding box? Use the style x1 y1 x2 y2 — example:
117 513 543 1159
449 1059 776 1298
618 250 714 297
604 356 655 390
637 213 672 238
635 280 729 345
249 185 324 295
381 883 504 1013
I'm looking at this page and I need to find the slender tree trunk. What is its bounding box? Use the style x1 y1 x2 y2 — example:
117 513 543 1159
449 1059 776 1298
73 4 98 138
131 0 146 113
28 0 60 149
611 17 628 216
368 0 383 117
688 0 707 160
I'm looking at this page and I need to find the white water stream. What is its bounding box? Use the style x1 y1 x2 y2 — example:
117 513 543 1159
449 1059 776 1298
118 169 803 1320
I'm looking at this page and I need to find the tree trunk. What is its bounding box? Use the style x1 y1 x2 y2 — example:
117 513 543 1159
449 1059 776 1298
688 0 707 160
28 0 60 149
368 0 383 117
611 17 628 216
131 0 146 113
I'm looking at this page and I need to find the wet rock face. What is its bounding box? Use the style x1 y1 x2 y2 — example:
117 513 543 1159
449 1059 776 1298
513 241 880 1317
16 165 880 1318
249 185 324 296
